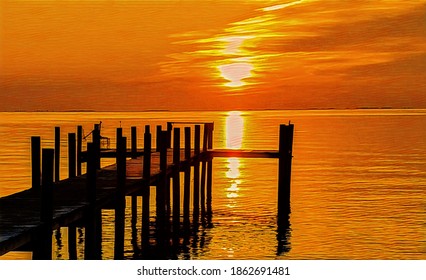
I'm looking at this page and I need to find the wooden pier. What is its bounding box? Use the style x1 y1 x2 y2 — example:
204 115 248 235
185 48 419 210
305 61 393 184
0 122 294 259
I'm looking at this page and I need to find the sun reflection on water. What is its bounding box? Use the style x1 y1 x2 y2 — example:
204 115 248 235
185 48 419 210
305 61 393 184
226 111 244 149
224 111 245 207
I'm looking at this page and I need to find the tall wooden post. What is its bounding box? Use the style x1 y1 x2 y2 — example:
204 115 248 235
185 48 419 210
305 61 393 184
172 127 181 235
68 133 76 178
67 132 77 259
167 122 173 148
157 130 168 247
31 136 41 190
77 125 83 176
54 126 60 182
114 135 126 260
93 124 101 169
183 127 191 226
206 124 213 216
84 142 101 260
131 126 137 159
200 124 208 216
33 148 54 260
193 125 201 220
156 125 162 152
142 125 151 248
278 123 294 226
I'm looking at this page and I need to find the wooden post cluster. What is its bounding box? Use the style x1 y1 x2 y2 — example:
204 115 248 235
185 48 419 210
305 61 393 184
21 120 296 260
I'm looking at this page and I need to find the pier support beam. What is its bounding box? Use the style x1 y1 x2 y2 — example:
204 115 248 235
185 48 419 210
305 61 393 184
206 123 213 217
33 148 54 260
77 125 83 176
85 142 101 260
31 136 41 190
114 135 126 260
183 127 191 228
93 124 101 169
142 125 151 249
68 133 77 259
193 125 201 222
55 127 60 182
278 123 294 227
200 125 209 217
172 127 181 237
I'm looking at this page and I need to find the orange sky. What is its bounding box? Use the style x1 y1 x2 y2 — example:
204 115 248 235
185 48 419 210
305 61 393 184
1 0 425 111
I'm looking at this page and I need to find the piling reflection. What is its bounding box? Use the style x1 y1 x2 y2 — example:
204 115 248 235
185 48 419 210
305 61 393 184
277 212 292 256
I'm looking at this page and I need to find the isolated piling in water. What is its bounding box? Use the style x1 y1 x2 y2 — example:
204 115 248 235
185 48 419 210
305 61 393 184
115 136 126 259
77 125 82 176
31 136 41 190
33 148 54 260
278 123 294 223
54 126 60 182
68 133 76 178
142 125 151 248
183 127 191 225
172 127 181 233
193 125 201 219
156 130 168 246
131 126 137 159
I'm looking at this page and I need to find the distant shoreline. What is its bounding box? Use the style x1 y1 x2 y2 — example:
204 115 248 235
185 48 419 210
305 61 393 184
1 107 423 113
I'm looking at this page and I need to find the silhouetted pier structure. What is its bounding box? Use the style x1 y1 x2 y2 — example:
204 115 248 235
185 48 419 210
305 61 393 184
0 122 294 259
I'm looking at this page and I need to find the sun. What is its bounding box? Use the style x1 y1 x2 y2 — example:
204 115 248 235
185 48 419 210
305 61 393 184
218 62 254 87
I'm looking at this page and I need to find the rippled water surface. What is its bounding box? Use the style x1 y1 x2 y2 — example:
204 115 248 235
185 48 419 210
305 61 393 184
0 110 425 259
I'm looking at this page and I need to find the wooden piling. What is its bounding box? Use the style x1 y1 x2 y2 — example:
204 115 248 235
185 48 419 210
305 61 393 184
55 126 60 182
206 124 213 216
278 123 294 224
33 148 54 260
68 225 77 260
84 142 100 260
156 125 162 152
142 125 151 248
172 127 181 233
68 133 76 178
156 130 168 246
66 134 77 258
114 136 126 260
93 124 101 169
131 125 138 236
183 127 191 225
31 136 41 190
200 125 208 216
193 125 201 219
131 126 137 159
167 122 173 148
77 125 82 176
